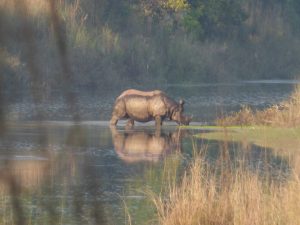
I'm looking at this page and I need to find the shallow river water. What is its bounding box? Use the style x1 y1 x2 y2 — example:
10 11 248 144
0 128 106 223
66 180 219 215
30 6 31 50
0 81 298 224
6 80 299 122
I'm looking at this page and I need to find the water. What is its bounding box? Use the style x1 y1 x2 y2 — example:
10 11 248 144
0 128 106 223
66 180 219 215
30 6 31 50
0 81 297 224
0 121 291 224
5 80 299 122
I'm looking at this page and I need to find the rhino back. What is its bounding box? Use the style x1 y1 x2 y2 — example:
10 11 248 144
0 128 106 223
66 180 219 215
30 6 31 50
118 89 163 99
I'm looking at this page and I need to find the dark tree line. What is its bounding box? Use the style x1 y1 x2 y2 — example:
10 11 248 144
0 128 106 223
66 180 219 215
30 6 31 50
1 0 300 95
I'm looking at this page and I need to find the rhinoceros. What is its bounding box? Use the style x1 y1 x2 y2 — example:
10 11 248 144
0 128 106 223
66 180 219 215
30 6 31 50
110 89 192 128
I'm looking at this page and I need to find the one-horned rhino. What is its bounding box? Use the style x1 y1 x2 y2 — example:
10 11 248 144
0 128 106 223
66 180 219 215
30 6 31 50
110 89 192 128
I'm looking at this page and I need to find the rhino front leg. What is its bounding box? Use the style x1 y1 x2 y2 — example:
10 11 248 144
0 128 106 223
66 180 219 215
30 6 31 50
125 119 134 129
155 116 162 130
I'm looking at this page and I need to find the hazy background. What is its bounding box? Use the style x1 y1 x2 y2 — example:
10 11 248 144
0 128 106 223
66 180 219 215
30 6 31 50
1 0 300 121
2 0 300 86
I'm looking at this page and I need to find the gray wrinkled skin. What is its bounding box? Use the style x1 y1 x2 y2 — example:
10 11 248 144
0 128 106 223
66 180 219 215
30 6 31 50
110 89 191 129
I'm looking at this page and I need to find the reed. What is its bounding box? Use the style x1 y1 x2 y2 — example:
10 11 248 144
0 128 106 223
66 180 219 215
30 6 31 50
217 85 300 127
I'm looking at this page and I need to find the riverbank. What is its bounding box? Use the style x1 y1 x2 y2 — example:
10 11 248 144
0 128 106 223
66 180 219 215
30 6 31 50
146 87 300 225
150 151 300 225
196 126 300 154
147 124 300 225
216 86 300 127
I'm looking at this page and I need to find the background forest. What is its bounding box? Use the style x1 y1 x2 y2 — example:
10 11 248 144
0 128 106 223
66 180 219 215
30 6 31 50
1 0 300 94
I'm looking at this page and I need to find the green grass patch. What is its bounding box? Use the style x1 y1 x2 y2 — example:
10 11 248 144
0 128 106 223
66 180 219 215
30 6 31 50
194 126 300 154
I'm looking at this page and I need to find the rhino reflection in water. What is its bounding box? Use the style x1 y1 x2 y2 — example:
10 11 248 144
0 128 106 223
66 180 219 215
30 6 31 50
110 126 187 163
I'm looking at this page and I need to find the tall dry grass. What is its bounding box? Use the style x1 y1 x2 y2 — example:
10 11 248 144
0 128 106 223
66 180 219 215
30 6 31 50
150 153 300 225
217 85 300 127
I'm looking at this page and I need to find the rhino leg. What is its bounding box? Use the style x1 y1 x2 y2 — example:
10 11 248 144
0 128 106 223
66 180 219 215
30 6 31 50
125 119 134 129
110 115 119 126
155 116 162 130
110 100 126 126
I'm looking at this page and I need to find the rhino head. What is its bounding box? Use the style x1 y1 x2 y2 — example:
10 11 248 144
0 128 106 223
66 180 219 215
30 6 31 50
171 99 192 125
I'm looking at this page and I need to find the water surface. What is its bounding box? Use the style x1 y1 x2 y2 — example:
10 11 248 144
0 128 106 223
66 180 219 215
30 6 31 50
5 80 298 122
0 81 297 224
0 121 291 224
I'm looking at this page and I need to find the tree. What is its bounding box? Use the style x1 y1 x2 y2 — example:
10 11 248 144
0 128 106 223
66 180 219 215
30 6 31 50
184 0 246 39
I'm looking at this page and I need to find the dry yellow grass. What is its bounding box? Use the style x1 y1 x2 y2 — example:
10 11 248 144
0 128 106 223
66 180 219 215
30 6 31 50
150 154 300 225
151 84 300 224
217 86 300 127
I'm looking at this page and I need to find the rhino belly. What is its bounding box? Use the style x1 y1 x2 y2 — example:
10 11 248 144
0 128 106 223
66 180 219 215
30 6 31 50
125 99 153 122
127 111 153 122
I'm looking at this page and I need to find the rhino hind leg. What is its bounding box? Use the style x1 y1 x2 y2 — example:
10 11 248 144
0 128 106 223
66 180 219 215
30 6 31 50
110 100 126 126
110 115 119 126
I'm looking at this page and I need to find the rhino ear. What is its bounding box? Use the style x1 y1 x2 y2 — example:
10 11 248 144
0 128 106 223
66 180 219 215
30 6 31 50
179 99 185 106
